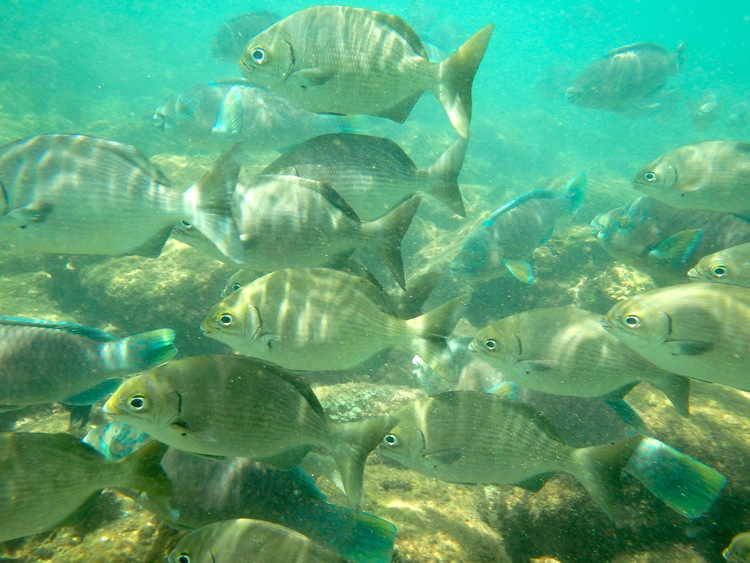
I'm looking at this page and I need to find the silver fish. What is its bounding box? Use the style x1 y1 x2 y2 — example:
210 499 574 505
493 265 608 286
210 11 281 63
239 6 494 138
688 242 750 287
0 134 243 261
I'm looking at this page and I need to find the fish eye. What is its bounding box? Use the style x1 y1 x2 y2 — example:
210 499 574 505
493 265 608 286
250 46 267 64
623 314 641 329
710 263 728 278
383 434 399 447
231 283 242 292
176 553 190 563
643 171 657 182
128 394 148 412
483 338 497 351
218 312 234 326
180 220 193 229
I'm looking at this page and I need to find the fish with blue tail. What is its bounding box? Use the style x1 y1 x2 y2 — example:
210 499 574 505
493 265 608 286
0 316 175 412
0 134 244 262
450 172 587 283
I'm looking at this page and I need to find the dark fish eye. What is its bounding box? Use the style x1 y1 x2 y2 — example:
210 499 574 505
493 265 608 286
180 220 193 229
218 312 234 326
623 314 641 329
250 46 267 64
644 171 657 182
710 263 728 278
128 394 148 412
177 553 190 563
232 283 242 292
383 434 399 447
483 338 497 351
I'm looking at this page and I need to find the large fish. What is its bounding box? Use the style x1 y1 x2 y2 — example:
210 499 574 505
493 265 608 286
210 11 281 63
168 519 347 563
469 307 691 415
378 391 642 521
238 6 494 138
261 133 468 219
0 433 170 542
602 283 750 391
201 268 466 380
567 42 685 112
591 196 750 284
0 316 175 410
0 134 243 261
688 242 750 287
450 172 586 284
103 354 397 510
633 141 750 218
172 175 420 289
152 82 353 150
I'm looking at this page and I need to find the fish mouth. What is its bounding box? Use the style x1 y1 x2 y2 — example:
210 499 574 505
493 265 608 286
590 219 605 239
467 340 480 352
238 58 254 75
102 399 121 416
686 268 702 281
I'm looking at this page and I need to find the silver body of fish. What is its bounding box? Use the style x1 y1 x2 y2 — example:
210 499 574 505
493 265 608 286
689 241 750 287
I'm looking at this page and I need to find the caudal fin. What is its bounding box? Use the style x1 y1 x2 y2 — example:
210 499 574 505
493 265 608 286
361 196 421 290
424 137 468 216
559 171 587 213
572 435 642 522
183 144 245 264
110 328 177 371
116 441 172 498
331 415 399 511
436 24 495 138
339 510 398 563
625 437 726 518
406 295 467 382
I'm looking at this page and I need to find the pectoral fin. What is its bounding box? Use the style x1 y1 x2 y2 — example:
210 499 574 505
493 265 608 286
514 474 553 492
516 359 557 372
170 419 217 442
1 202 54 228
422 449 463 465
504 259 535 284
292 68 336 88
665 340 713 356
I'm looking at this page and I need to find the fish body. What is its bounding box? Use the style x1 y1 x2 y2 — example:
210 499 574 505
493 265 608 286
211 11 282 62
450 172 586 283
201 268 465 380
239 6 494 138
261 133 467 219
173 176 420 288
378 391 642 521
0 317 175 410
0 433 169 542
103 355 397 509
591 196 750 283
724 532 750 562
728 98 750 130
688 89 722 131
633 141 750 218
168 519 347 563
470 307 690 415
0 134 242 261
567 42 684 112
689 242 750 287
602 283 750 391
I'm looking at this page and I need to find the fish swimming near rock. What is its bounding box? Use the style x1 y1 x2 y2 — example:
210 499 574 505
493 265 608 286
724 532 750 562
602 283 750 391
469 307 691 415
0 433 170 543
633 140 750 218
688 242 750 287
201 268 466 380
0 133 244 262
152 82 355 151
450 172 586 283
103 354 397 510
210 11 281 63
167 519 348 563
0 316 175 411
172 176 420 289
567 42 685 112
238 6 494 138
591 196 750 285
261 133 468 219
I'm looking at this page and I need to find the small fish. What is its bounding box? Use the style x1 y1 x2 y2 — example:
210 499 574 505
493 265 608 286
173 176 420 289
688 242 750 287
201 268 466 380
602 283 750 392
261 133 468 219
0 134 243 262
378 391 642 521
210 10 282 63
0 316 175 410
103 354 397 510
728 98 750 131
633 140 750 218
567 42 685 112
724 532 750 562
238 6 494 138
168 519 348 563
470 307 691 415
450 172 587 283
688 89 723 131
0 433 170 542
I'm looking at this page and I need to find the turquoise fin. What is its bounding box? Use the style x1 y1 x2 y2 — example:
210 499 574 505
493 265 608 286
105 328 177 371
648 229 704 266
212 85 243 135
0 316 114 341
62 378 123 406
338 510 398 563
504 259 535 283
486 381 519 400
560 171 587 213
604 399 649 435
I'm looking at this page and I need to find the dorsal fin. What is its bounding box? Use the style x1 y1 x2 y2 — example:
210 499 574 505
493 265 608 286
482 190 556 226
370 10 428 58
0 316 114 342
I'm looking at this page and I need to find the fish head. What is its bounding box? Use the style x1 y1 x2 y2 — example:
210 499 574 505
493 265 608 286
103 371 181 432
449 230 493 278
201 291 263 345
601 296 672 350
239 29 293 87
152 101 177 131
167 529 215 563
469 324 521 369
633 158 677 193
690 252 734 285
379 420 426 466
